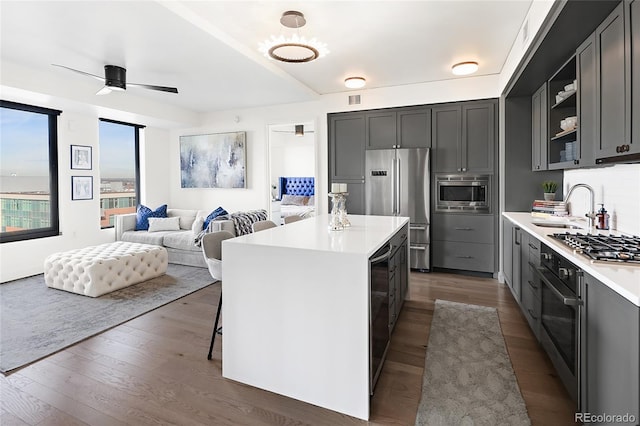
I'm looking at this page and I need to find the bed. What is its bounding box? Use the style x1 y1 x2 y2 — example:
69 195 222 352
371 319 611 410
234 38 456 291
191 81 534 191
278 177 315 221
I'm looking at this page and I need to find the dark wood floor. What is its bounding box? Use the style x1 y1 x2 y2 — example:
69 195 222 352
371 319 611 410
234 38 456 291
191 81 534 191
0 271 578 425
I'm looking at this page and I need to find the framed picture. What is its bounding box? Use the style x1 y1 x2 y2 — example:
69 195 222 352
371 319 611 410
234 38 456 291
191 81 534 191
70 145 92 170
179 131 246 189
71 176 93 200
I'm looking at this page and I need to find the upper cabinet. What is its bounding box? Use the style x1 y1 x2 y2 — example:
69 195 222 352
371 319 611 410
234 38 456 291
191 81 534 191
547 56 579 169
329 112 365 181
366 110 396 149
594 2 633 161
397 108 431 149
366 107 431 149
433 100 495 173
576 33 597 167
630 0 640 155
531 82 548 171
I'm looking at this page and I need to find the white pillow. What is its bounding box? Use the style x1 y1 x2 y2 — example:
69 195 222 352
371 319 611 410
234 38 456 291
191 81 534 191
147 217 181 232
192 216 205 233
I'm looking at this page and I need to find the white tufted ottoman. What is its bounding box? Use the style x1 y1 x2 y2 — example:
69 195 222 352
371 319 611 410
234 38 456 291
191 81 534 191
44 242 168 297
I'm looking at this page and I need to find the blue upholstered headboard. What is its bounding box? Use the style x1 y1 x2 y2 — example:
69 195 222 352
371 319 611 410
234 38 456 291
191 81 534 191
279 177 315 199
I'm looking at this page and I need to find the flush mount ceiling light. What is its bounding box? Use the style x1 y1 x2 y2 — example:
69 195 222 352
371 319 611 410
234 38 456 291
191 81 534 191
344 77 366 89
452 61 479 76
258 11 329 63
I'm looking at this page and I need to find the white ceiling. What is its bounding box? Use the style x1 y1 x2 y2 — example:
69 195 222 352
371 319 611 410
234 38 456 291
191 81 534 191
0 1 532 114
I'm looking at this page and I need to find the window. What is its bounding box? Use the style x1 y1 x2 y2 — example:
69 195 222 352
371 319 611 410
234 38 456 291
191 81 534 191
0 100 61 243
99 119 142 229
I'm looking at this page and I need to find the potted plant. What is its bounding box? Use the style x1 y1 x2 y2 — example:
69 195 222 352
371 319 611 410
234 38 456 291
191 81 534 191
542 180 558 201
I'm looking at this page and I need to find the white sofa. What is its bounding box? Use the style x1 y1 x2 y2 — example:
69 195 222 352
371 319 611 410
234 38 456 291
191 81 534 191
115 209 235 268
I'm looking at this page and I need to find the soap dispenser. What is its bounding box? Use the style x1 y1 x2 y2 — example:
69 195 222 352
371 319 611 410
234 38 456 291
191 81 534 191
595 204 610 230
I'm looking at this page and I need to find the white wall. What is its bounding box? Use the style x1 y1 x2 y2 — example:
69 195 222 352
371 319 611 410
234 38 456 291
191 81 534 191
0 95 173 282
564 164 640 235
270 131 315 192
168 74 501 217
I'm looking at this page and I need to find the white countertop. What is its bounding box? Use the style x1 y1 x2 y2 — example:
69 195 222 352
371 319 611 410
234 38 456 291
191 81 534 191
503 212 640 306
226 214 410 257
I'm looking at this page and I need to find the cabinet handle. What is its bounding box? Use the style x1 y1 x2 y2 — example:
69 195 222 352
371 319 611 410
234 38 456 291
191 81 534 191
454 227 473 231
528 243 538 250
410 245 426 251
536 165 540 170
462 167 467 172
527 280 538 290
527 308 538 320
456 255 473 259
574 159 579 165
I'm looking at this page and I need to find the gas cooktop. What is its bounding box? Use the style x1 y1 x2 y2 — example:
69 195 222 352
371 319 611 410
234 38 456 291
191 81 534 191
550 233 640 264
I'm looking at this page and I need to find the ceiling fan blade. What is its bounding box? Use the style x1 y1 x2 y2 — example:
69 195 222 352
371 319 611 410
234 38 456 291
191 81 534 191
52 64 103 81
128 82 178 94
96 86 112 96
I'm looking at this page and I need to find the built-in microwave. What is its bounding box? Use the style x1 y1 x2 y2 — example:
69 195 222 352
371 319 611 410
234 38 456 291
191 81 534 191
435 174 491 213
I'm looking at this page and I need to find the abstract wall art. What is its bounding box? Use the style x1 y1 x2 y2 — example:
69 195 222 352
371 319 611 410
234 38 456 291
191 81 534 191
179 132 246 189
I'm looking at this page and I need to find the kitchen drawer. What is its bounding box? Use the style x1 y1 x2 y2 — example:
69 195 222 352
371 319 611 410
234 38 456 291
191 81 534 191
432 241 494 272
390 224 408 250
432 213 494 244
523 262 541 299
521 281 541 339
527 237 541 266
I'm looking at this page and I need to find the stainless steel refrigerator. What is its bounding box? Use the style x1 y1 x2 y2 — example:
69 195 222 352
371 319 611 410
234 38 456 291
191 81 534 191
365 148 430 270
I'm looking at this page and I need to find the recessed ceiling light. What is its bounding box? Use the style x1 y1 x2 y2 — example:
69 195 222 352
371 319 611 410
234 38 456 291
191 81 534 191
452 61 479 76
344 77 366 89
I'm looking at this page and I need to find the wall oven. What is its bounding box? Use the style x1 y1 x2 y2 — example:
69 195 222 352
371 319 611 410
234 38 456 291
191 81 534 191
533 243 583 405
369 244 392 394
435 174 490 213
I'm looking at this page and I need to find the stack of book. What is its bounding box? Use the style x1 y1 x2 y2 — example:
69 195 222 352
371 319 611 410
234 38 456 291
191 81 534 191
531 200 569 218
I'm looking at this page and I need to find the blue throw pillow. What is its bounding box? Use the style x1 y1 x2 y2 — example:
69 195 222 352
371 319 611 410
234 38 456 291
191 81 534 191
135 204 168 230
203 206 229 230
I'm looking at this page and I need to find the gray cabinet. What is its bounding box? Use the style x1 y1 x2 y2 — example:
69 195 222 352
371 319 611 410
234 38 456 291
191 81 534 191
389 225 408 332
397 108 431 149
366 107 431 149
531 82 548 171
328 112 366 214
520 233 541 338
630 0 640 154
433 100 496 173
329 112 365 181
576 33 597 167
594 2 632 160
344 182 365 215
433 214 494 273
432 104 461 173
502 218 522 302
366 110 396 149
581 271 640 421
462 102 495 173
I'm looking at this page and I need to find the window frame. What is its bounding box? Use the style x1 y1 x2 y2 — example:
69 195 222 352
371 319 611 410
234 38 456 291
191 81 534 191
0 100 61 243
98 118 144 229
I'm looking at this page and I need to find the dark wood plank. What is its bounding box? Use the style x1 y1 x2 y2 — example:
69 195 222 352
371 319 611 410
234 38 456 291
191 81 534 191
1 272 578 425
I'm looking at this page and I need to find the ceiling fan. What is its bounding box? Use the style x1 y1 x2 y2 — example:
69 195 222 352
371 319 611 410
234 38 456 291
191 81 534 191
52 64 178 95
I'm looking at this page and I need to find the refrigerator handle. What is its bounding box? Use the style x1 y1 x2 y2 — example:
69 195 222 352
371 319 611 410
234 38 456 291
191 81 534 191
395 156 401 216
391 158 397 215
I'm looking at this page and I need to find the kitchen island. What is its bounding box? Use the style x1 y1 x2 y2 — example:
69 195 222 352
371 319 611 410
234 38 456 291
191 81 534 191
221 214 409 420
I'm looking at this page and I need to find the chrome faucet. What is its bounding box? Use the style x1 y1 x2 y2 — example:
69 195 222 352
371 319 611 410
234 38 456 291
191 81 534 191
563 183 596 229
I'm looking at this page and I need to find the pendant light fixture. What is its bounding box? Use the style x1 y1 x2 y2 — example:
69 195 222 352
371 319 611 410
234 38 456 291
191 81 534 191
451 61 479 76
259 11 329 63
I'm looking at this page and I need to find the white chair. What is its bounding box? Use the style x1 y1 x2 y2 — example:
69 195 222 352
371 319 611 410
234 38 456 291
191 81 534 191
201 230 234 360
252 220 277 232
284 215 303 224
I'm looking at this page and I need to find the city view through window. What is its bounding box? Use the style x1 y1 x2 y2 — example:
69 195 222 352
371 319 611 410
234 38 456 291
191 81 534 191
0 106 53 236
99 120 138 228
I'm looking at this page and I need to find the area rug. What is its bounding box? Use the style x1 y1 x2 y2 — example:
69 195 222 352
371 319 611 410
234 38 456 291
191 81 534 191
0 264 214 374
415 299 531 426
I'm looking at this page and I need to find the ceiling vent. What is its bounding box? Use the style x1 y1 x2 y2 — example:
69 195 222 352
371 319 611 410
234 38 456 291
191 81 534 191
348 95 361 105
522 18 529 47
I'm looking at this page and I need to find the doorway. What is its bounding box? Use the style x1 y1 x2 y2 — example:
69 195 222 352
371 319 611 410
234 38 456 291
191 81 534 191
267 121 316 224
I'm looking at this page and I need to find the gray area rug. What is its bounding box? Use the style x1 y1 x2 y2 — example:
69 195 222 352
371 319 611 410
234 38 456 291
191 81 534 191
0 264 214 374
415 299 531 426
